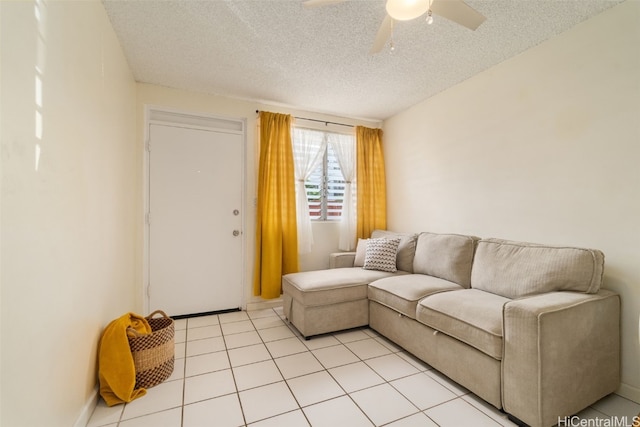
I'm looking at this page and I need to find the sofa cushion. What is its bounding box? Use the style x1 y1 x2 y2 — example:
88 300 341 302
282 268 408 306
363 237 401 272
416 289 509 360
371 230 419 272
471 239 605 299
413 232 479 288
368 274 463 319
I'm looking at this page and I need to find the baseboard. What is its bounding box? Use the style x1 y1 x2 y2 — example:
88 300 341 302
172 307 240 320
246 298 283 311
617 382 640 404
74 386 99 427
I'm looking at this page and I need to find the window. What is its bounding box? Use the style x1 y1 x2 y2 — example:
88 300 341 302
306 143 344 220
292 128 353 221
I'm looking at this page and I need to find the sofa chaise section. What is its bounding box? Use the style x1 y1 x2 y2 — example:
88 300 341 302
282 267 409 338
283 230 419 338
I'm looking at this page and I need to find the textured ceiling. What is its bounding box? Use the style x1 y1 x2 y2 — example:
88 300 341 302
102 0 625 121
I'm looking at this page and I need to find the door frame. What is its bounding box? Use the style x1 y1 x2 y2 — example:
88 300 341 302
142 105 247 315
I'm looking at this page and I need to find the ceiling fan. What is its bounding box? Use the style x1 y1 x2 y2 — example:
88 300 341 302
303 0 486 54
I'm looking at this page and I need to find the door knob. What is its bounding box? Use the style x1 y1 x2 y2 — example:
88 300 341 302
233 230 240 237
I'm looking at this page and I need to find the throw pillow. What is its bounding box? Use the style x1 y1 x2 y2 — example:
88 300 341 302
354 238 368 267
363 238 401 272
371 230 418 273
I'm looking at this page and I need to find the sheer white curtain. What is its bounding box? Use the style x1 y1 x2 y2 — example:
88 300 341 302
292 128 326 254
328 133 357 251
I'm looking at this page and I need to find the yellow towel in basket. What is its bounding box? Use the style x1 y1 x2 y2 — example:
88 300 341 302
98 312 152 406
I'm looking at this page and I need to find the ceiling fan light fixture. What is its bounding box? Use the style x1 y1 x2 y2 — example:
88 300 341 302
426 9 433 24
385 0 429 21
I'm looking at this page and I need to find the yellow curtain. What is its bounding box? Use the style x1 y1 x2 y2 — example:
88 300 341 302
253 112 299 299
356 126 387 238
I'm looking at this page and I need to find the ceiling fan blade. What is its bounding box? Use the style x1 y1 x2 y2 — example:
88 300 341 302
370 14 393 54
429 0 486 30
303 0 346 8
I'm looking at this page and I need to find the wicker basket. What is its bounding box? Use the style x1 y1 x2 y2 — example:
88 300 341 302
128 310 175 389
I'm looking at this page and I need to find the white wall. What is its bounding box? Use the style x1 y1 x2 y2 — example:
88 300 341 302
299 222 342 271
135 84 378 309
383 1 640 402
1 1 137 425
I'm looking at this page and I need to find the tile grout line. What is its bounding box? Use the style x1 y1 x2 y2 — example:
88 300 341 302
286 325 424 425
217 313 248 427
91 309 634 427
247 307 315 426
333 334 424 427
158 317 468 426
180 316 196 427
316 327 484 426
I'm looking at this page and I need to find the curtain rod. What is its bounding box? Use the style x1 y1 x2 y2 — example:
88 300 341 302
255 110 354 128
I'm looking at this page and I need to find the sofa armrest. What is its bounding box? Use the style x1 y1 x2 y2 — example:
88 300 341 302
329 252 356 269
502 290 620 427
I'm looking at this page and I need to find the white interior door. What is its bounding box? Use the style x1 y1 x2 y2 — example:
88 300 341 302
148 123 243 317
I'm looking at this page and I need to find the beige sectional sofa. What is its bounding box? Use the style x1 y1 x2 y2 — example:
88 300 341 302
282 230 620 427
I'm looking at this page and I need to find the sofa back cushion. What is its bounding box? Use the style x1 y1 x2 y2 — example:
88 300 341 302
413 232 479 287
471 239 604 298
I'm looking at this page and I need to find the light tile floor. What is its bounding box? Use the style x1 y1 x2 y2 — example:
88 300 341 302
87 307 640 427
